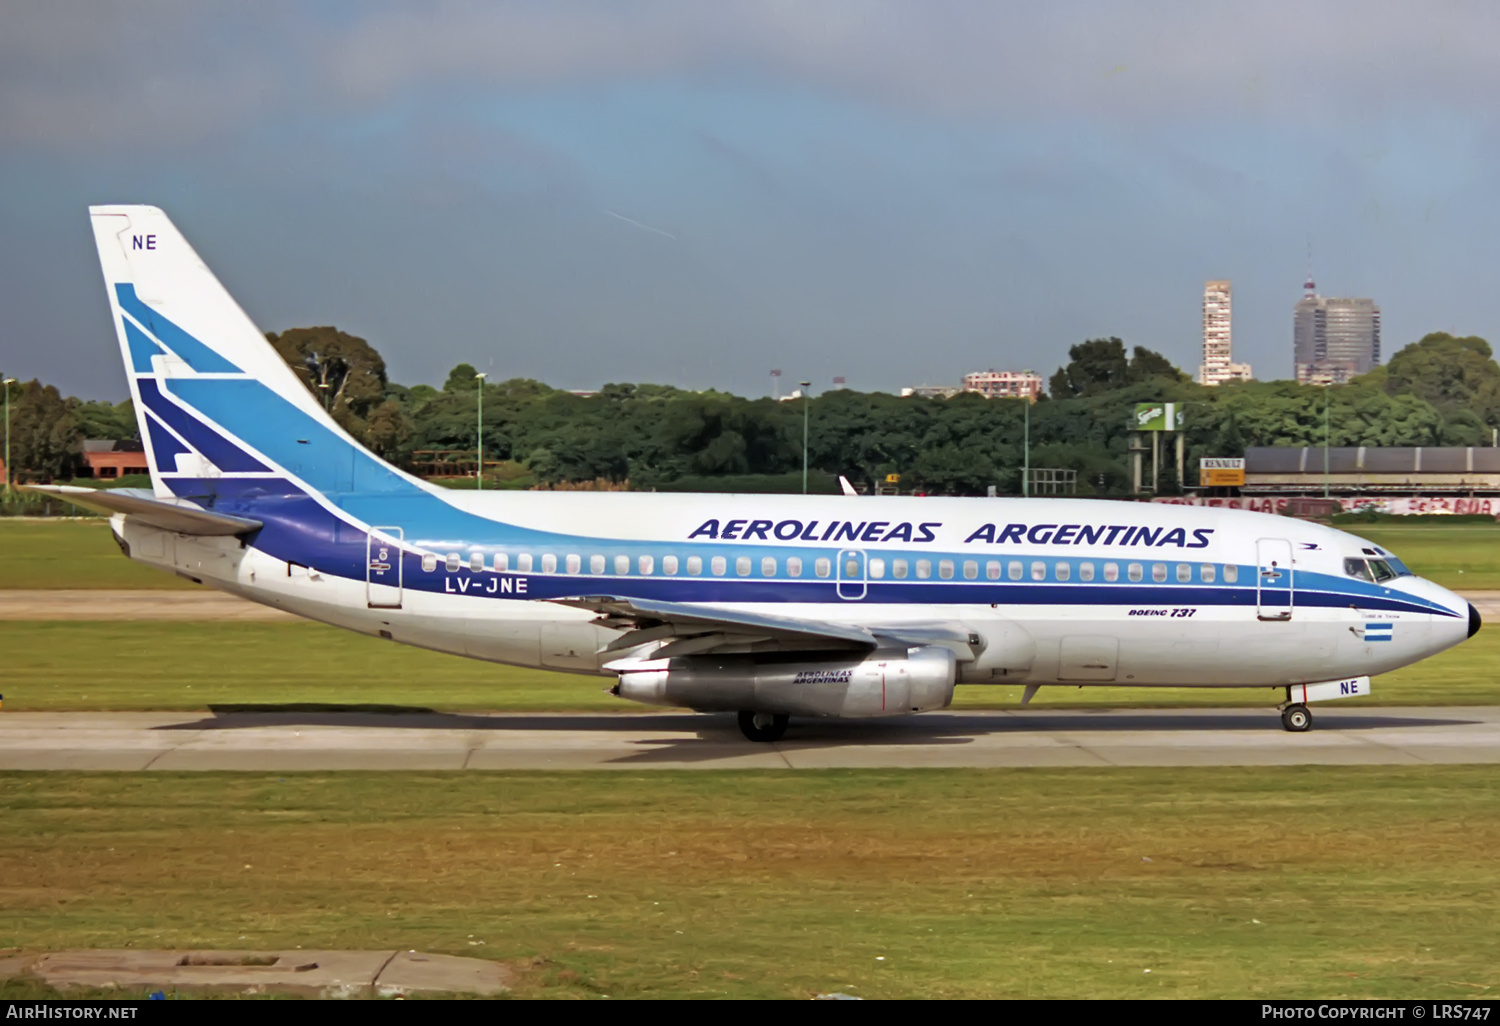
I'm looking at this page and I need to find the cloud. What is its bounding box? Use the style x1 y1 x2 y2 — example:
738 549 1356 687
4 1 1499 152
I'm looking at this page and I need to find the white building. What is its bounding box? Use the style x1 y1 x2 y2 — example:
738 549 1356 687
961 370 1044 400
1198 279 1253 386
900 385 961 399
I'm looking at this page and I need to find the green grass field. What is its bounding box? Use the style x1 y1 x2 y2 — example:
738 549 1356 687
2 618 1497 711
0 519 192 589
2 769 1497 999
5 517 1500 590
1344 522 1500 590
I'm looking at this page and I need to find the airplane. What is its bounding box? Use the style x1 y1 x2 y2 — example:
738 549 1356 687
27 205 1481 741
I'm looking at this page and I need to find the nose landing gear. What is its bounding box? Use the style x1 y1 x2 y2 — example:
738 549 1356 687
1279 703 1312 732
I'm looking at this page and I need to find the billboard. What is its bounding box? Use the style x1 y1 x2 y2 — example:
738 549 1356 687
1133 402 1185 431
1199 457 1246 487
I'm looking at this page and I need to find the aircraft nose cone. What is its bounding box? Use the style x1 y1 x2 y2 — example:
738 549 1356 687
1470 603 1483 639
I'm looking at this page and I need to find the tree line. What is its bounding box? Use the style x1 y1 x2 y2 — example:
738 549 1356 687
4 328 1499 496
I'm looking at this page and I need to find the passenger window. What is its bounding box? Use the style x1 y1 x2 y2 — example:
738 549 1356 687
589 554 604 574
1031 561 1046 581
1176 563 1191 583
615 555 630 575
1223 564 1238 584
939 559 954 579
494 553 509 573
736 556 751 576
762 556 777 577
712 556 727 576
469 552 484 572
445 553 461 572
1079 562 1094 582
662 555 678 575
565 554 580 574
1056 562 1070 582
1200 563 1215 583
869 558 885 579
517 553 534 573
892 559 908 579
1152 563 1166 583
638 555 654 575
816 558 832 578
1008 561 1022 581
916 560 931 579
687 556 702 576
963 560 977 580
1128 563 1143 582
986 560 1000 580
846 558 861 577
787 557 803 578
1103 562 1119 582
422 554 438 573
542 553 557 573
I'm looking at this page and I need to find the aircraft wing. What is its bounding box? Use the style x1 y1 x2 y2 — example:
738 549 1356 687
21 485 262 537
550 595 977 660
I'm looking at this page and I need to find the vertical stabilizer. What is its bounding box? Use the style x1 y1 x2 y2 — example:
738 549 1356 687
88 205 418 502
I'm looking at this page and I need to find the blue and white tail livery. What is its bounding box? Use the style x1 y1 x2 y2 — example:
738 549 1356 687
32 205 1481 738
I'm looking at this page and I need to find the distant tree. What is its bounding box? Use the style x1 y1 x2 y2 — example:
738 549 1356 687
1378 332 1500 424
365 399 413 460
72 399 138 441
269 327 390 445
1128 346 1188 384
1050 338 1131 398
8 380 82 481
443 363 481 392
1049 339 1186 398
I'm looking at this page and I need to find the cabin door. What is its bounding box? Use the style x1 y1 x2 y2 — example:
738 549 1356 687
366 526 404 609
1255 538 1294 621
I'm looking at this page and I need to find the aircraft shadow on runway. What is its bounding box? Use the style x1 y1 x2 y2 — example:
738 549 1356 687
150 705 1482 755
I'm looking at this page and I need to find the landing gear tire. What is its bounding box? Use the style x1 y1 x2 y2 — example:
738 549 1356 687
738 710 789 742
1281 704 1313 733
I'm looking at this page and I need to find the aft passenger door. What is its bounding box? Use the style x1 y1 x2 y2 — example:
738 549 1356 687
1255 538 1293 621
837 548 868 600
366 526 404 609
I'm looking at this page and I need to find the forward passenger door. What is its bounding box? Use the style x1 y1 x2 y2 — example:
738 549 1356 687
1255 538 1293 621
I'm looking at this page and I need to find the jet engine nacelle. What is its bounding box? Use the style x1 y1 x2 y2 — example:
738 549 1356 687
612 646 957 718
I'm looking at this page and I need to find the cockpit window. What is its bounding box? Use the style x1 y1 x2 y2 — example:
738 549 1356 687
1343 558 1373 582
1385 556 1413 577
1368 559 1397 583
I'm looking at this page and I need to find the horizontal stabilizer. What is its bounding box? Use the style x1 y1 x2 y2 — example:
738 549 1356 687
22 485 261 537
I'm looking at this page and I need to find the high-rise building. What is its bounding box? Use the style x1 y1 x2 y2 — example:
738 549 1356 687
1293 277 1380 385
1198 280 1252 386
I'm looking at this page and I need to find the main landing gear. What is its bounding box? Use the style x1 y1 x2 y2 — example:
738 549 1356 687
1280 703 1313 733
738 710 789 742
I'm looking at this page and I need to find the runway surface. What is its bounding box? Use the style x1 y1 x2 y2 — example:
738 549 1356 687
3 707 1498 770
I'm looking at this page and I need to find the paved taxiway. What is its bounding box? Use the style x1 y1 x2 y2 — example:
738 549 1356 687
2 707 1498 770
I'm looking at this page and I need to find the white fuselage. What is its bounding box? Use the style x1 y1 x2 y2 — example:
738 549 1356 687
111 491 1474 693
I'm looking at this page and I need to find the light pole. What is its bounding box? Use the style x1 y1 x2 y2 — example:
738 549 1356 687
799 380 811 494
1022 396 1030 498
1323 387 1331 500
475 372 487 490
3 378 14 500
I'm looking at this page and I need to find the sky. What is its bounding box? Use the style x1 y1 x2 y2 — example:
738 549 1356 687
2 0 1498 401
